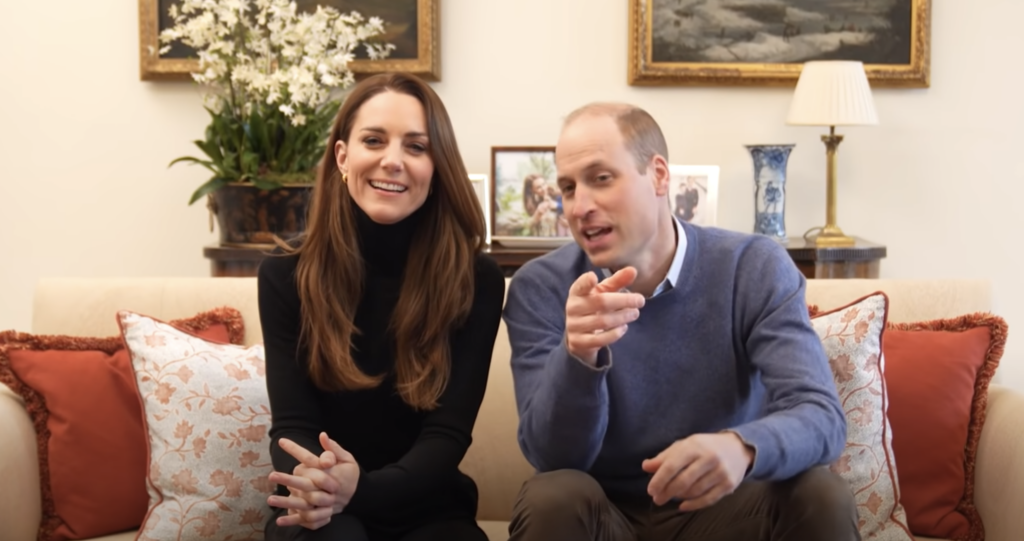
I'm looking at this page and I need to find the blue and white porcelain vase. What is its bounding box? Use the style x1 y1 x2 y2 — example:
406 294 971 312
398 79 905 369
745 144 794 241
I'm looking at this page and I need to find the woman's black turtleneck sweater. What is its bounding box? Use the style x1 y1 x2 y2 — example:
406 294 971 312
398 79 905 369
257 204 505 527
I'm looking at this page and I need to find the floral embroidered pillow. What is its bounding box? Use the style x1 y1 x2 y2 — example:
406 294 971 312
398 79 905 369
810 293 913 541
119 311 273 541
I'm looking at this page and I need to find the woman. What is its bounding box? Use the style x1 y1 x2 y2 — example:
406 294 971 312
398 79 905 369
258 72 505 541
521 174 555 237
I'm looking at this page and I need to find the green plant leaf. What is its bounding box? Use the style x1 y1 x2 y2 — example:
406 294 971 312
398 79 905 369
204 114 240 174
277 127 296 171
246 108 271 161
193 139 224 164
240 151 261 175
188 177 230 205
251 176 283 190
169 156 221 176
220 151 240 178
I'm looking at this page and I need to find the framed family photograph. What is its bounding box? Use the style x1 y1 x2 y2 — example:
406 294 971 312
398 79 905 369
138 0 440 81
468 174 491 246
489 147 572 249
628 0 931 87
668 165 719 227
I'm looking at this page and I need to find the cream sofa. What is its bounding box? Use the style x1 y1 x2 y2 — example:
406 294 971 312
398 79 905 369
1 278 1023 541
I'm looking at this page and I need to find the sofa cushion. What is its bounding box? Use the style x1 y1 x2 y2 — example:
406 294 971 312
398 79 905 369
0 308 244 541
811 292 913 541
82 532 141 541
119 310 272 541
478 520 509 541
884 314 1006 541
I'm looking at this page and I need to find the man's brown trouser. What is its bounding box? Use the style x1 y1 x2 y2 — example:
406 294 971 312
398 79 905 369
508 468 860 541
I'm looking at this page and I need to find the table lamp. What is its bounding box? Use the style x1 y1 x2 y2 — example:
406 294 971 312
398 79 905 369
786 61 878 247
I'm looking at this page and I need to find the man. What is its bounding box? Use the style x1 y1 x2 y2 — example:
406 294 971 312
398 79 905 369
674 177 700 222
503 103 858 541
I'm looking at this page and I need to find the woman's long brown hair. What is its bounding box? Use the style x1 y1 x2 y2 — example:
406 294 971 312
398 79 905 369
291 72 485 410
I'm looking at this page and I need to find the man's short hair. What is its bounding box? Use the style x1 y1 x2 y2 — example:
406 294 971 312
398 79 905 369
564 103 669 173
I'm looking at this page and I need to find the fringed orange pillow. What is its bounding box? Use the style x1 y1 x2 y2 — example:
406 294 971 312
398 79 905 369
882 313 1007 541
0 307 245 541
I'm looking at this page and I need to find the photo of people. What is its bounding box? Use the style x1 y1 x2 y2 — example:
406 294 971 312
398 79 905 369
468 174 491 245
491 147 572 247
668 165 719 227
521 173 566 237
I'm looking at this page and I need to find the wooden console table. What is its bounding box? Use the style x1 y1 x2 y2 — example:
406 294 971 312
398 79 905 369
483 246 551 277
203 245 273 277
479 239 887 279
784 237 886 279
203 238 886 279
200 243 557 276
202 244 554 278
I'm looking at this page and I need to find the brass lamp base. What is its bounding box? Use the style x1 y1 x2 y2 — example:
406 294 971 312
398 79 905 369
805 225 856 247
811 127 856 248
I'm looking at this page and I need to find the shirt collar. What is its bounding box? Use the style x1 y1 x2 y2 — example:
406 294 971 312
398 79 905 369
600 217 687 298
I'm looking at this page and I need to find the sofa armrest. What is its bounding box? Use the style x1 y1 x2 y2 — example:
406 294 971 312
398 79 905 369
974 384 1024 541
0 384 42 541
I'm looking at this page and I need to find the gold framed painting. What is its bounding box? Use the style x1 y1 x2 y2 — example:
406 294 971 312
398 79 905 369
628 0 930 88
138 0 440 81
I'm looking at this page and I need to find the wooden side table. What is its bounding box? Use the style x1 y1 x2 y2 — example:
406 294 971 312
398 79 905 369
482 239 888 279
784 237 887 279
202 244 551 278
203 238 888 279
483 245 551 277
203 245 271 277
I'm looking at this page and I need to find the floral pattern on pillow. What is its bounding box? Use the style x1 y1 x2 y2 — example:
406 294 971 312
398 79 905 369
810 293 913 541
119 311 272 541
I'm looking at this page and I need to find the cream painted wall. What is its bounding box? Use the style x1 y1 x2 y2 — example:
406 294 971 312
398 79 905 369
2 1 1023 388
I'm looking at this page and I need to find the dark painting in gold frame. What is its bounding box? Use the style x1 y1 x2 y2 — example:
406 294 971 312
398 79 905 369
139 0 439 81
628 0 930 88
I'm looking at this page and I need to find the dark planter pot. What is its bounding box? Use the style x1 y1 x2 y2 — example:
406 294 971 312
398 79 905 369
209 183 313 247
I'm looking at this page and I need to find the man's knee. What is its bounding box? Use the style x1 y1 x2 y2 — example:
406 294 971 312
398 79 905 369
509 470 622 540
789 467 855 512
514 469 606 516
781 466 860 540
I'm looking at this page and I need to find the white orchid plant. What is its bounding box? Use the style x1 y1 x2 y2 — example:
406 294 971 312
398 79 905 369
160 0 393 204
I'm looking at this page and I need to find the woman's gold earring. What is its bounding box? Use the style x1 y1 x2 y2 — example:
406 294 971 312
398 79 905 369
342 172 348 184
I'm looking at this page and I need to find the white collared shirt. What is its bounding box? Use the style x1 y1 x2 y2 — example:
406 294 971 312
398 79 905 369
601 217 687 298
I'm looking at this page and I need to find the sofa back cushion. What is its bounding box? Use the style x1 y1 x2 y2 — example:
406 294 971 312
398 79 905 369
805 279 990 323
461 314 535 521
32 278 263 345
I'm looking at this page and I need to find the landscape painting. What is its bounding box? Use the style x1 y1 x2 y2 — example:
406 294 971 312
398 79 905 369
628 0 930 87
652 0 912 65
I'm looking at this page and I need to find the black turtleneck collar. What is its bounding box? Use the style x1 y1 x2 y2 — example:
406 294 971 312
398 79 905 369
352 199 425 274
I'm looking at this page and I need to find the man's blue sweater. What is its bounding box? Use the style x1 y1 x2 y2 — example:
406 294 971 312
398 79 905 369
503 223 846 498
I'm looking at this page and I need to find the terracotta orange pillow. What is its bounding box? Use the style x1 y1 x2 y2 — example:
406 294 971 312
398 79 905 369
883 314 1007 541
0 308 245 541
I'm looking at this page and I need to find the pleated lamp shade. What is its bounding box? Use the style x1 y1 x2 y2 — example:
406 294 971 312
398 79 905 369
786 61 879 126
